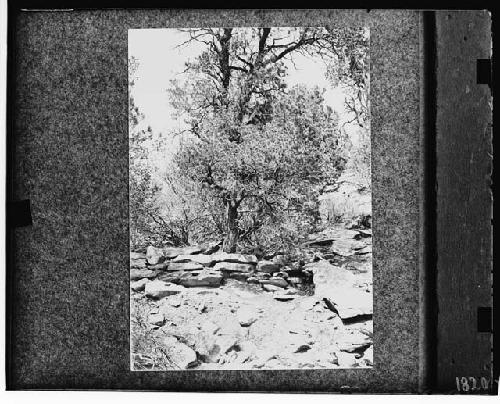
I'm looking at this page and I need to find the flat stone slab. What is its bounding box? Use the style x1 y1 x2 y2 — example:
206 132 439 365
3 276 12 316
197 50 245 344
130 252 146 260
304 229 361 246
331 239 367 256
356 229 372 238
211 253 258 265
130 268 157 281
164 246 204 258
262 284 282 292
167 262 204 272
145 280 185 299
148 262 169 271
273 294 298 301
256 260 281 273
214 262 255 273
355 245 372 255
178 269 223 287
173 254 216 266
156 272 182 283
227 272 251 281
146 246 204 264
130 257 147 268
259 278 288 288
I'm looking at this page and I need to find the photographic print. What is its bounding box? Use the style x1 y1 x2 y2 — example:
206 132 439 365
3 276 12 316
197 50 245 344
129 27 372 371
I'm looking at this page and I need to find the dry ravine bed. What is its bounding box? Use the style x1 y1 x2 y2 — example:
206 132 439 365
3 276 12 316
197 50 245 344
130 224 373 370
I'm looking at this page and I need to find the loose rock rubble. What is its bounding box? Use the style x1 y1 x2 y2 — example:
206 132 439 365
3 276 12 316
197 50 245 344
131 223 373 370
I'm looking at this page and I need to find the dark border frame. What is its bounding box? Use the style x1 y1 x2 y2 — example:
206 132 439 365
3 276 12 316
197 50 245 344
4 6 495 394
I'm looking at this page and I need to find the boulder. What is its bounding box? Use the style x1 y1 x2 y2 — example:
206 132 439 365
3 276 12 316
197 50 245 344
146 246 166 265
130 257 147 269
148 313 165 327
130 278 150 292
173 254 216 266
165 322 216 358
256 260 281 273
237 307 258 327
308 260 373 320
161 336 198 369
144 280 185 299
178 269 223 287
259 277 288 288
130 268 157 281
337 331 372 353
167 262 204 272
211 253 258 265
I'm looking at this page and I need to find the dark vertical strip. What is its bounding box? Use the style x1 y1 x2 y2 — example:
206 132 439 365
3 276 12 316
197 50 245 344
5 3 19 390
420 10 438 394
435 11 492 393
492 12 498 395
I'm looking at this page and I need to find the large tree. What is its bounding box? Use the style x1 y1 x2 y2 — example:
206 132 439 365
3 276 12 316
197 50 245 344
168 27 364 252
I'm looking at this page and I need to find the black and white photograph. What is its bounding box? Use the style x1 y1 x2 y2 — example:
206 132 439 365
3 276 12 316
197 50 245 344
129 26 373 371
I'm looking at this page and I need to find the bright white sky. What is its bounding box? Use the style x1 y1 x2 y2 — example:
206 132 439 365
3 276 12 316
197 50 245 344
129 28 351 139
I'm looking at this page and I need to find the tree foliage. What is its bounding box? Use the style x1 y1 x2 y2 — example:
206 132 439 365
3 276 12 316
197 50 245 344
166 27 364 252
130 27 370 253
324 27 370 187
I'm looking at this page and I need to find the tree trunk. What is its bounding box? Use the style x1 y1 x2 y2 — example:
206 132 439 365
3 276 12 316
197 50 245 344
223 201 239 253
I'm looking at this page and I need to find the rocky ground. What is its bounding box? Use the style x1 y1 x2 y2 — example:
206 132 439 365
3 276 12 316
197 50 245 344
130 222 373 371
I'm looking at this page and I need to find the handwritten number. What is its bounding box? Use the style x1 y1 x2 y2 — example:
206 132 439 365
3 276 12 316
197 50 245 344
456 376 491 392
460 377 469 392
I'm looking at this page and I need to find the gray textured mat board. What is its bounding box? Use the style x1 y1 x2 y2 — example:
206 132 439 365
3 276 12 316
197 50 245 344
8 8 426 391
